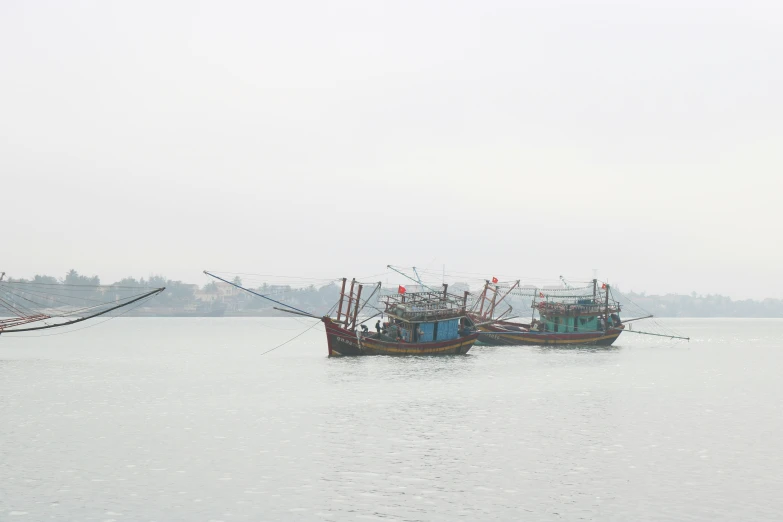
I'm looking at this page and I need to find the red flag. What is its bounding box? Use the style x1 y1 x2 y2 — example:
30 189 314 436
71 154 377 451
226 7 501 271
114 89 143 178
491 276 498 283
398 285 406 294
601 283 606 289
539 292 544 298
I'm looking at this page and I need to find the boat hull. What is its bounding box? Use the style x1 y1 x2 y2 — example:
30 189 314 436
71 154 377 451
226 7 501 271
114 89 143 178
323 318 478 356
476 323 624 346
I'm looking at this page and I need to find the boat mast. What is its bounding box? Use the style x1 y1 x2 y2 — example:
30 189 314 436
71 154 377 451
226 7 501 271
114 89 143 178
604 283 610 331
350 283 363 330
344 278 356 328
477 281 489 317
530 294 536 323
487 282 499 319
335 278 347 324
492 280 520 319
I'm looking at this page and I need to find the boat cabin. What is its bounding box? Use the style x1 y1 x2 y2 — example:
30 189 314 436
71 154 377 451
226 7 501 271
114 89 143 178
379 285 470 343
535 284 622 333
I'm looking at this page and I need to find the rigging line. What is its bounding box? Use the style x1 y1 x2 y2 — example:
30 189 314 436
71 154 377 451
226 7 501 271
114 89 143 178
0 280 157 289
217 281 339 292
0 288 36 311
0 285 157 319
412 274 573 292
205 271 340 282
0 294 35 317
354 283 382 318
259 320 323 356
0 288 164 333
204 271 313 316
611 289 681 338
357 310 383 326
0 286 53 309
1 283 115 305
0 292 159 338
259 309 332 357
411 266 564 280
0 295 43 319
387 265 442 293
13 283 139 302
2 283 110 293
0 284 108 308
356 271 392 281
46 290 161 317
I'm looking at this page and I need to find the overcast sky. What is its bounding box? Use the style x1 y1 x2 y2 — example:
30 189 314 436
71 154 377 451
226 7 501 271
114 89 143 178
1 0 781 299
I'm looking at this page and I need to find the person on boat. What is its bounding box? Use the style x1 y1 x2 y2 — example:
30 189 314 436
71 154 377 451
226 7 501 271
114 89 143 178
375 320 382 338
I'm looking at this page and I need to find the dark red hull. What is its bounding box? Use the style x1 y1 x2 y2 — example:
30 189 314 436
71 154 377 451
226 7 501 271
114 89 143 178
323 318 478 356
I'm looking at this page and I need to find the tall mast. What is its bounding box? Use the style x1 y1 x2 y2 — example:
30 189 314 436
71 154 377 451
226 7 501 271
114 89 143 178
344 278 356 328
604 283 610 331
488 282 499 319
335 277 347 324
350 283 363 330
530 295 536 323
493 280 520 315
477 281 489 317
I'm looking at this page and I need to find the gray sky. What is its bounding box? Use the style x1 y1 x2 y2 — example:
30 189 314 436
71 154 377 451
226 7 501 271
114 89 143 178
2 0 781 299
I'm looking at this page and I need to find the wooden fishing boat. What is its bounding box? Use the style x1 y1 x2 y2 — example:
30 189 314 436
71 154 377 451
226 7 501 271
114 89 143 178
202 271 479 357
469 279 629 347
475 319 624 346
324 278 478 356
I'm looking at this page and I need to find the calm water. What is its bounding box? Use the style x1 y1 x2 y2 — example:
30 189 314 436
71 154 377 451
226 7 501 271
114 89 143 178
1 318 782 521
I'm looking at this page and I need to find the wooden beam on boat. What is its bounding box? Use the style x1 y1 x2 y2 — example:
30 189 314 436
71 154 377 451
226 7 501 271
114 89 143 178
272 307 321 319
622 329 689 341
350 283 363 330
622 315 654 323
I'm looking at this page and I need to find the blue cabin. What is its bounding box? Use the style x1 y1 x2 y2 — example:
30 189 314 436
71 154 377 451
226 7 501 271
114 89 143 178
381 287 469 344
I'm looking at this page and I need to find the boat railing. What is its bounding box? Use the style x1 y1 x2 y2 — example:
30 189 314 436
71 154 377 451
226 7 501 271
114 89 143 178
535 302 621 315
386 304 466 322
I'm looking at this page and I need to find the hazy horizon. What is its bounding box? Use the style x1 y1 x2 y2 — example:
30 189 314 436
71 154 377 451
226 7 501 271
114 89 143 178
2 1 781 300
